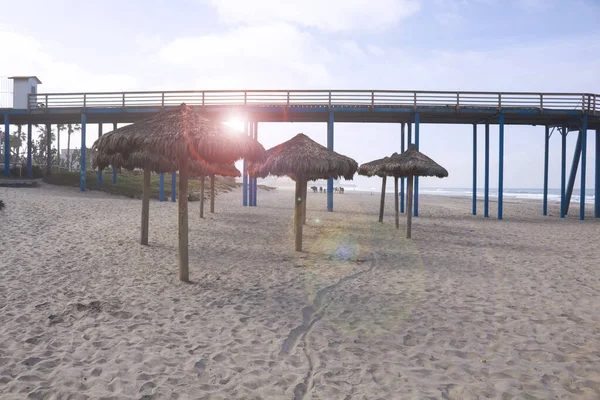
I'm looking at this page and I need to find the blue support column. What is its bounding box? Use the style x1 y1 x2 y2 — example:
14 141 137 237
565 131 583 215
4 114 10 176
46 124 52 175
253 121 259 206
327 111 334 212
80 114 87 191
560 127 567 218
249 121 255 207
498 113 505 220
580 116 588 220
97 123 103 184
408 122 412 144
400 122 405 213
484 123 490 218
27 123 32 178
594 129 600 218
242 121 249 207
472 124 477 215
414 113 420 217
159 173 165 202
543 126 549 216
112 122 118 184
171 172 176 202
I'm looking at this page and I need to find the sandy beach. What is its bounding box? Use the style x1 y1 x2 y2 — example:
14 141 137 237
1 184 599 399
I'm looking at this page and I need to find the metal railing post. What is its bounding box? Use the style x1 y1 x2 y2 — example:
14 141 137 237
202 92 205 106
244 91 247 106
328 92 332 108
122 93 125 108
540 94 543 112
83 94 87 108
45 94 49 108
413 92 417 110
286 91 290 108
587 94 592 114
498 93 502 111
371 91 375 109
161 92 165 107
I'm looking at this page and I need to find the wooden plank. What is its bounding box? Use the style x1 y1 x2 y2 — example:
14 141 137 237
407 175 414 239
210 174 215 213
179 160 189 282
199 175 205 218
394 177 399 229
140 168 151 245
294 180 304 252
379 175 386 223
302 181 307 225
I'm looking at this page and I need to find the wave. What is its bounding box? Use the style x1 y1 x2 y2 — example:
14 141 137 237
353 187 596 204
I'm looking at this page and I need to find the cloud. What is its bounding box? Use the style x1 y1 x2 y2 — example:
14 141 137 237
331 36 600 92
157 23 333 89
155 22 600 97
0 29 140 94
206 0 421 32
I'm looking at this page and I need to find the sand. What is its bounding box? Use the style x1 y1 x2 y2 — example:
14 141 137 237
0 183 599 399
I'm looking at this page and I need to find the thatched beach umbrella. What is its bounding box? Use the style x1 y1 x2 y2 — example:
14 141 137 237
379 144 448 238
358 155 394 223
93 105 265 282
249 133 357 251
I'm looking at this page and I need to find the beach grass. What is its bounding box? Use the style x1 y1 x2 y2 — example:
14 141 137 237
43 171 243 200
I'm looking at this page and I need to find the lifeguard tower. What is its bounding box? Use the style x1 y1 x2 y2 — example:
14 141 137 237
8 76 42 109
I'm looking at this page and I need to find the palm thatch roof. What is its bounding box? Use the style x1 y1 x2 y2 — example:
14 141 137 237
92 104 265 164
379 144 448 178
201 162 241 178
93 152 173 173
249 133 358 180
93 151 240 177
357 154 395 177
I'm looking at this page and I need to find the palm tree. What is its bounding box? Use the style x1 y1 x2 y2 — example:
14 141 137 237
56 124 65 168
9 125 26 164
66 124 81 172
32 125 56 169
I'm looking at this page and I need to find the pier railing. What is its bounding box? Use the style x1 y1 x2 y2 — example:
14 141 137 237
28 90 599 114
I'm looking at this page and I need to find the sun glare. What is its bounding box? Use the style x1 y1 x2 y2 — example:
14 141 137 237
223 118 245 133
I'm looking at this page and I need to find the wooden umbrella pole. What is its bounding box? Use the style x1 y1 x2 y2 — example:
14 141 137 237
141 168 151 245
394 176 399 229
302 180 308 225
294 179 304 251
199 175 205 218
210 174 215 213
178 162 190 282
407 174 414 239
379 175 387 222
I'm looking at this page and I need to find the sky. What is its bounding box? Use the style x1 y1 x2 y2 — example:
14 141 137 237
1 0 599 189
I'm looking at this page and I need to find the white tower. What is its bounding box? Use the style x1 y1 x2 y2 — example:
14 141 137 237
8 76 42 109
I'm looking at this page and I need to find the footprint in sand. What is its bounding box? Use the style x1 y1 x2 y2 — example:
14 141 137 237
194 360 206 377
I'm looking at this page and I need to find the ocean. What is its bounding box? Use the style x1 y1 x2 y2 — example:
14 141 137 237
255 177 596 205
354 186 596 205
